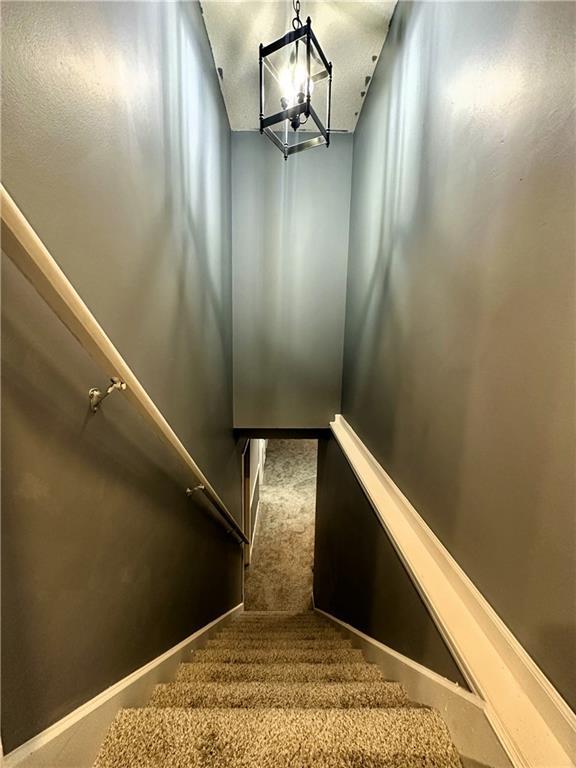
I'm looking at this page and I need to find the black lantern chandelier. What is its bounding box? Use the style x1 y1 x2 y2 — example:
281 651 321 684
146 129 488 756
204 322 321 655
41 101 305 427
259 0 332 159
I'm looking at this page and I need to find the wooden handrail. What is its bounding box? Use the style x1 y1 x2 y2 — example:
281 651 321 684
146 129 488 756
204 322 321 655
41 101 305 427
1 184 247 545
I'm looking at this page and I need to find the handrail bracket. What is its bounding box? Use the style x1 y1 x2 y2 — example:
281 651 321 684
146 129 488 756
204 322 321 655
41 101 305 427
89 377 127 413
186 485 248 544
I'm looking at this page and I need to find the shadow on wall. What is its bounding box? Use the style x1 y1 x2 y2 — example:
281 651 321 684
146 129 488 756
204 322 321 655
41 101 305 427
156 2 239 501
1 0 242 753
313 435 469 688
231 132 353 429
159 3 231 358
343 1 485 528
2 256 242 752
341 0 576 709
1 0 240 518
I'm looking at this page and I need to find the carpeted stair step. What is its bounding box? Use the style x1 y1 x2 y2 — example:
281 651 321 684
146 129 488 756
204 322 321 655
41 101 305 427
226 624 331 633
220 622 340 631
227 620 330 632
207 637 351 649
235 611 318 616
216 631 343 643
219 624 342 637
237 610 316 615
220 623 339 633
231 613 326 624
94 706 461 768
233 611 321 619
149 680 410 709
191 647 363 664
230 622 329 627
176 661 385 683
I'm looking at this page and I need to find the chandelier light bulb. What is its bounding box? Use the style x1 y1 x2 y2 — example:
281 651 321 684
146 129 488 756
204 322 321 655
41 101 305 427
279 65 314 110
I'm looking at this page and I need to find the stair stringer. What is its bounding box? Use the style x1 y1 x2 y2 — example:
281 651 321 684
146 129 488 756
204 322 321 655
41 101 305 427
314 607 512 768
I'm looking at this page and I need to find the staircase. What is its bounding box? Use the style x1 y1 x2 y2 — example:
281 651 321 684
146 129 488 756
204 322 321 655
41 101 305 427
95 611 462 767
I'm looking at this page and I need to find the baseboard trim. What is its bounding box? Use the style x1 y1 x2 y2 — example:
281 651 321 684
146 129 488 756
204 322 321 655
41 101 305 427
315 606 513 768
331 414 575 768
250 499 261 560
314 606 479 701
4 603 244 767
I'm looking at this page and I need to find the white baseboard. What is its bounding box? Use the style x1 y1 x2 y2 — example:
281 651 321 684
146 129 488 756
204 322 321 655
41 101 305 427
250 499 261 560
247 441 264 562
4 603 244 768
315 607 512 767
331 414 576 768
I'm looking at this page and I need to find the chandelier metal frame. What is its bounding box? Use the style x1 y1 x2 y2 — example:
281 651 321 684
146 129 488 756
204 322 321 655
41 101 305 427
259 0 332 159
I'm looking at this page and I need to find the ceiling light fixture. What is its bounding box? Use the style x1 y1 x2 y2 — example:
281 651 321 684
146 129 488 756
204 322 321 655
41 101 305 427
259 0 332 160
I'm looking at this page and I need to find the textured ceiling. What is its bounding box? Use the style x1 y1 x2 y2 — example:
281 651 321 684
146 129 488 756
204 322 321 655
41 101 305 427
200 1 396 132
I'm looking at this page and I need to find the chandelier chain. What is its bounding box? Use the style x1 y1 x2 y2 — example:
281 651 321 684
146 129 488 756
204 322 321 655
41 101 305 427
292 0 302 30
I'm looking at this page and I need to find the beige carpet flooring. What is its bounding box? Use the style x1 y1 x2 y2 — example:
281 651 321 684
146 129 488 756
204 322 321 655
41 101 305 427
94 448 461 766
244 440 317 611
95 612 462 767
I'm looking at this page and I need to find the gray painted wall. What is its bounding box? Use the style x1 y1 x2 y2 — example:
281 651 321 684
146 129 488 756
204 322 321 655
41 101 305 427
1 0 242 750
341 1 576 709
232 132 353 428
314 435 468 688
1 0 241 520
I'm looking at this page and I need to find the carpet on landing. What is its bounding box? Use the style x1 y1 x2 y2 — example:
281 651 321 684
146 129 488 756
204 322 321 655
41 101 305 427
244 440 317 611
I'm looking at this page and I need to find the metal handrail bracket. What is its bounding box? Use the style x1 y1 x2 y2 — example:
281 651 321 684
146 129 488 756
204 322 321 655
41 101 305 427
186 486 248 544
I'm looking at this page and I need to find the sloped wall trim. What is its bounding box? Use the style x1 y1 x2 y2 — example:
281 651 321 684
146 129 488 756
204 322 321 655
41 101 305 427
3 604 244 768
314 606 512 767
331 414 575 768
